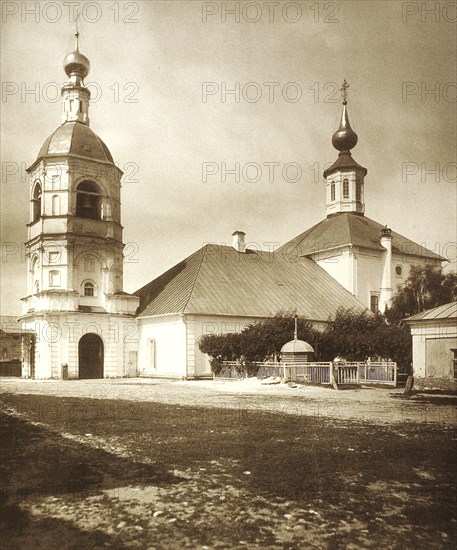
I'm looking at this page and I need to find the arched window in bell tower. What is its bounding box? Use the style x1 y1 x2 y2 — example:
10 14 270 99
32 183 42 222
76 181 101 220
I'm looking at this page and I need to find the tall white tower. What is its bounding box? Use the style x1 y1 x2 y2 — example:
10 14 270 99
20 33 139 379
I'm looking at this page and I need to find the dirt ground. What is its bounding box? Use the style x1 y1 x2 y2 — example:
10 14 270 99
1 378 456 549
1 377 456 425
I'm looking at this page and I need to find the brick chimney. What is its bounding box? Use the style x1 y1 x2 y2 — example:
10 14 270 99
232 230 246 253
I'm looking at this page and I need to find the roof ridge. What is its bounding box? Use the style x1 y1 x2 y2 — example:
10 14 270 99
182 245 209 313
361 215 445 260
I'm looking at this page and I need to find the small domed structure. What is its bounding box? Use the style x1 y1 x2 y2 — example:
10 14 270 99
63 32 90 80
281 340 314 354
281 339 314 364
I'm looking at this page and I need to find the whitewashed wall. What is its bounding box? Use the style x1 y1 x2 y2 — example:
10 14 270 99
20 313 137 379
410 320 457 391
137 315 187 378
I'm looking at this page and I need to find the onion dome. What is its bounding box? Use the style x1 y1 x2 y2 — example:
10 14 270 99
331 79 358 153
63 32 90 80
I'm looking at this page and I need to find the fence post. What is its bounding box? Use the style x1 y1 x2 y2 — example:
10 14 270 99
394 362 397 387
356 363 360 384
330 362 339 390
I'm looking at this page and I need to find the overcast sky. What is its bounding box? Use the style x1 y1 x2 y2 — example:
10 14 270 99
1 0 456 315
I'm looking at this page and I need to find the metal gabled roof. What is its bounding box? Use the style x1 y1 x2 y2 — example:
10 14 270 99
278 213 445 261
405 301 457 323
135 244 366 321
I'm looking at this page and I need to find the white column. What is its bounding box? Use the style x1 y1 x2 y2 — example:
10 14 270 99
379 227 393 313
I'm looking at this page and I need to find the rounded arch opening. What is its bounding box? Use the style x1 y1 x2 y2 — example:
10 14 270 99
30 255 40 294
78 333 104 379
76 180 101 220
32 182 42 222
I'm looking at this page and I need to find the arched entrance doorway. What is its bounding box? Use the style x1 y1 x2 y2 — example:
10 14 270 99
78 333 104 379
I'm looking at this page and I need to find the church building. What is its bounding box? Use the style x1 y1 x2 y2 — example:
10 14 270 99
19 39 444 379
278 81 444 314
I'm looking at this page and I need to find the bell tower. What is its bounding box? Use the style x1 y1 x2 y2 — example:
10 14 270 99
323 80 367 217
20 33 139 379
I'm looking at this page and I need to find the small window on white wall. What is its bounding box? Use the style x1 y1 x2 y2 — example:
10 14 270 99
83 281 95 297
330 181 335 202
49 270 61 287
370 294 379 313
343 178 350 199
395 265 402 276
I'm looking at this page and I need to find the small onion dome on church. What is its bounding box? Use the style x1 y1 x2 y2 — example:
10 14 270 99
36 121 113 163
332 102 358 153
63 32 90 79
323 80 367 179
331 80 358 153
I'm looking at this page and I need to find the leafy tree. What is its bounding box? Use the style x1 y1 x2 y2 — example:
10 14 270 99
198 309 413 375
198 313 320 373
240 314 319 362
198 332 243 373
319 308 412 371
385 265 457 323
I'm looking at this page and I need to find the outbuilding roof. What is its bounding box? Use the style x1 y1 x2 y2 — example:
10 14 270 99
278 212 445 261
281 340 315 353
135 244 366 321
404 301 457 323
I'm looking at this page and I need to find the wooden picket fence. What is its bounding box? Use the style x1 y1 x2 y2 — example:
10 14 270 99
217 361 397 387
